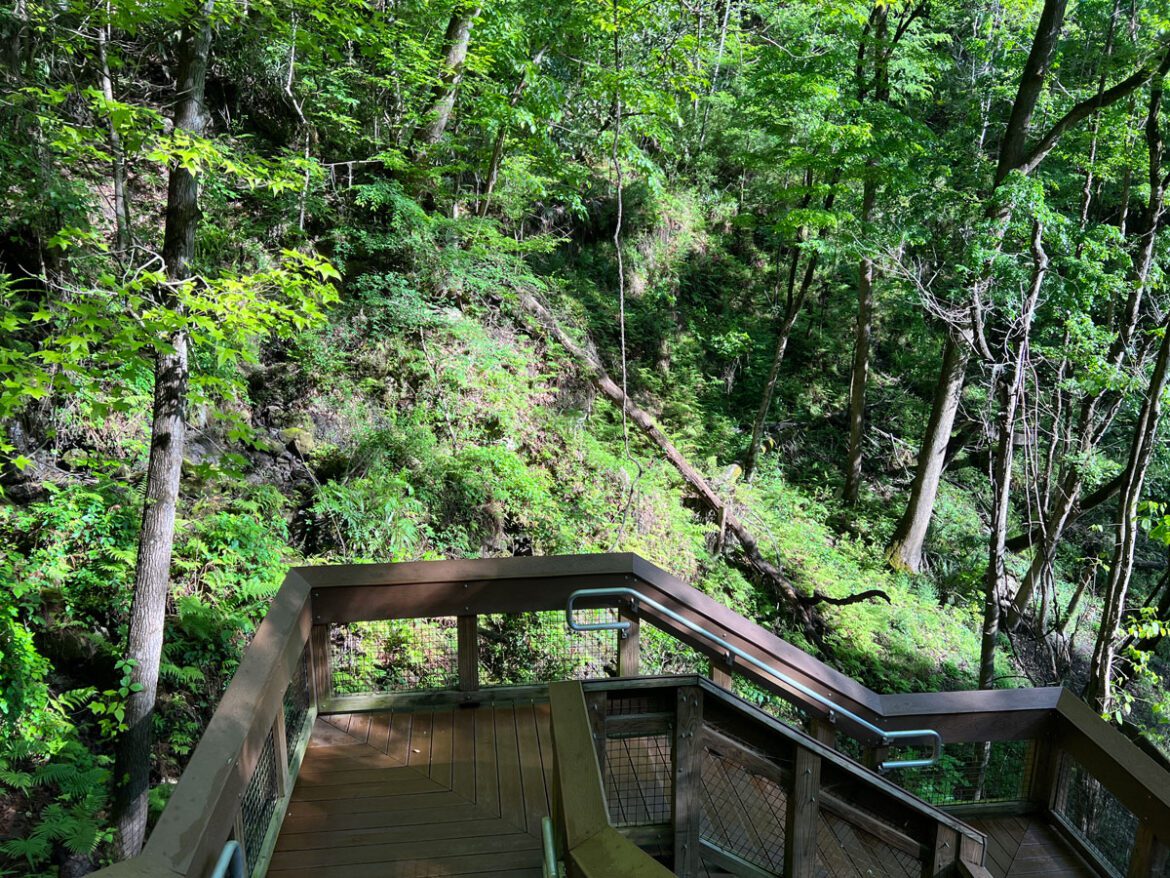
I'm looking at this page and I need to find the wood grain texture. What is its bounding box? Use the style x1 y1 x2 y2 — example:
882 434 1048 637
966 816 1098 878
269 704 552 876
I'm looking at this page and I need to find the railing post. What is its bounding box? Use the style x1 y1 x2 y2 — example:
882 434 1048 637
708 655 733 690
457 614 479 692
862 743 889 771
808 716 837 750
1128 824 1170 878
585 690 609 785
617 608 640 677
785 743 821 878
672 686 703 877
309 623 331 707
925 824 958 876
272 703 290 799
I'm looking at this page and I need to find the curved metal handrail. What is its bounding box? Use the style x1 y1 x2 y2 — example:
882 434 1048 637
209 840 245 878
566 586 942 770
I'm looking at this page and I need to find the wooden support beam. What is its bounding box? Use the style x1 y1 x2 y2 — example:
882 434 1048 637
862 744 889 771
309 623 331 707
785 744 821 878
457 614 479 692
926 825 958 876
618 609 640 677
272 703 289 799
808 716 837 750
1128 823 1170 878
549 681 611 848
672 687 703 877
708 656 733 690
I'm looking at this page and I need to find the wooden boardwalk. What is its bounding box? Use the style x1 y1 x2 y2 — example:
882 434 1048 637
967 815 1098 877
269 703 555 877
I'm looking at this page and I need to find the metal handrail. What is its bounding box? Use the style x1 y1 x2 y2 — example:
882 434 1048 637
566 587 942 770
541 815 559 878
209 840 245 878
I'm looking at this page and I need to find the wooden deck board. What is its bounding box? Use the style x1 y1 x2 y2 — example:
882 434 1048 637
967 816 1100 878
271 701 552 876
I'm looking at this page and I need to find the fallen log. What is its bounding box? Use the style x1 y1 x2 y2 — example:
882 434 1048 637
512 289 888 643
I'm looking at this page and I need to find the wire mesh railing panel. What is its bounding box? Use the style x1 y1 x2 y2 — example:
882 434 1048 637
1054 753 1138 877
282 645 311 766
479 609 617 685
816 808 922 878
729 673 811 731
640 622 707 676
699 745 788 874
884 739 1034 806
330 618 458 694
605 734 673 826
240 728 279 874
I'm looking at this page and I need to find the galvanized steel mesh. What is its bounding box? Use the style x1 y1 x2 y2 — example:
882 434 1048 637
884 739 1034 806
478 608 617 685
605 734 674 826
240 728 279 873
816 808 921 878
330 617 459 693
282 645 312 765
699 744 788 873
1055 753 1137 877
640 621 707 676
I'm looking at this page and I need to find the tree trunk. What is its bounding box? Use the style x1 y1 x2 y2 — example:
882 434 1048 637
978 222 1046 690
744 173 840 479
1085 308 1170 713
97 13 131 251
112 1 213 858
994 0 1068 184
743 254 818 479
887 334 968 572
414 5 481 150
1007 53 1170 625
843 7 888 506
843 176 878 506
477 46 546 217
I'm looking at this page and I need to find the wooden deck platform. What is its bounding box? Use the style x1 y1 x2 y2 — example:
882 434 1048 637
265 700 1105 878
967 815 1098 878
269 703 556 877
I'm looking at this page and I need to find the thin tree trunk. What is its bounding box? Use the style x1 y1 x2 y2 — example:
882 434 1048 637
1085 309 1170 712
697 0 733 148
1008 52 1170 624
843 6 888 506
979 222 1047 689
844 176 878 505
97 12 131 251
112 1 213 858
887 335 968 572
414 5 481 150
477 46 547 217
744 173 840 479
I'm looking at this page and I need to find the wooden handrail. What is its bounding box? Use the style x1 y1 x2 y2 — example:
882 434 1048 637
548 681 675 877
92 571 316 877
304 554 1170 843
91 554 1170 876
